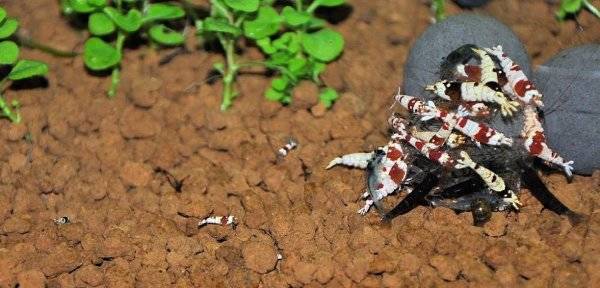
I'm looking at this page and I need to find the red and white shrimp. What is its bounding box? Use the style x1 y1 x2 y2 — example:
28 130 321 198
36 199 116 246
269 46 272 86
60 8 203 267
484 45 544 107
326 141 410 215
425 80 519 117
522 106 574 177
458 102 491 118
389 118 456 168
394 94 513 147
276 138 298 158
471 47 499 86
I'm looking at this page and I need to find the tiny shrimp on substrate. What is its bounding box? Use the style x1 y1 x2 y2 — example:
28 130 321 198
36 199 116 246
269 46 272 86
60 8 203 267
276 138 298 159
198 215 236 228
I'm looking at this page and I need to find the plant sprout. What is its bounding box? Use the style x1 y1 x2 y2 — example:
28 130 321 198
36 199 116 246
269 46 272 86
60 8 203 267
556 0 600 20
61 0 186 97
432 0 446 22
197 0 346 111
0 6 49 123
258 0 345 108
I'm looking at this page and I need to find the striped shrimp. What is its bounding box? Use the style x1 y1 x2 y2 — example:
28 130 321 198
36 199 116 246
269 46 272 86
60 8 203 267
522 106 574 177
425 80 520 117
484 45 545 107
394 94 513 147
276 138 298 158
326 141 410 215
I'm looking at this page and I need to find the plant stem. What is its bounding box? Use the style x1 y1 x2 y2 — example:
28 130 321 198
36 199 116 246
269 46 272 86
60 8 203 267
220 37 239 111
583 0 600 19
295 0 303 11
432 0 446 22
108 32 126 98
0 92 20 123
306 0 320 14
15 33 78 57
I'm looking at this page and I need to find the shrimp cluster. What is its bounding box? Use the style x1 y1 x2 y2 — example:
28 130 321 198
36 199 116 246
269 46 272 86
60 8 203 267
327 44 580 226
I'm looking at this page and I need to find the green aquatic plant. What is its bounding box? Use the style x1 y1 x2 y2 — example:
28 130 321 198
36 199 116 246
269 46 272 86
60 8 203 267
197 0 345 111
61 0 186 97
431 0 446 22
557 0 600 20
0 6 49 123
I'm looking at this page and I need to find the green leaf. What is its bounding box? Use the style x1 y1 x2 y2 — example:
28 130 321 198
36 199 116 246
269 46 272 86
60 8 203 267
0 41 19 65
243 6 282 39
149 24 185 46
271 77 289 91
89 12 115 36
103 7 142 33
213 62 225 74
560 0 583 13
256 37 277 54
68 0 96 13
288 57 307 74
266 51 293 66
83 37 121 70
281 6 311 26
265 87 285 101
316 0 346 7
307 18 326 29
319 87 338 108
272 32 293 50
199 18 242 36
302 29 344 62
223 0 259 12
8 60 48 80
0 7 6 24
0 19 19 39
143 3 185 23
87 0 107 8
311 61 326 81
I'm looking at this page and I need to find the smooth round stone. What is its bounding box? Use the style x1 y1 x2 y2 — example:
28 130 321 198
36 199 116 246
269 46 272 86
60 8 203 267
534 44 600 175
454 0 490 8
403 13 531 138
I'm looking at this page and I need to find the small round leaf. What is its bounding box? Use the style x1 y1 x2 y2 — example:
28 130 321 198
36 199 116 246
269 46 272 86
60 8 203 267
87 0 107 8
103 7 142 33
89 12 115 36
223 0 259 12
84 37 121 70
265 87 285 101
144 3 185 23
0 41 19 65
301 29 344 62
288 57 307 74
243 6 282 39
281 6 311 26
271 77 289 91
0 19 19 39
0 7 7 24
68 0 95 13
149 24 184 46
256 37 277 54
8 60 49 80
199 18 241 36
560 0 583 13
318 87 339 108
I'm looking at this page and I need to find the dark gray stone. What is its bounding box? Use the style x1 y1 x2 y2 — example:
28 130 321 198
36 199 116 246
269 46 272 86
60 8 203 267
454 0 490 8
534 44 600 175
402 13 531 138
